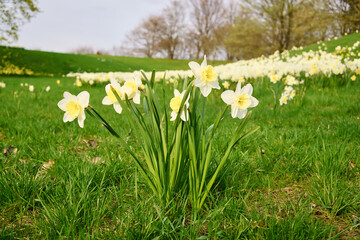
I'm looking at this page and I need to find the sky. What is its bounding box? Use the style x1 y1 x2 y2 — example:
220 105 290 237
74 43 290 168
10 0 171 53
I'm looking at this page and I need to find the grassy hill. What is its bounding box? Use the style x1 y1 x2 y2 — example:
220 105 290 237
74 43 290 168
0 46 228 76
290 32 360 55
1 32 359 77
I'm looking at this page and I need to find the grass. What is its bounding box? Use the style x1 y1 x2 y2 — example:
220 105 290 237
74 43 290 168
0 73 359 239
0 46 228 76
290 32 360 55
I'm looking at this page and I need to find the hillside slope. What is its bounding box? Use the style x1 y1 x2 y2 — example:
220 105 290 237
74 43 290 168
0 46 227 76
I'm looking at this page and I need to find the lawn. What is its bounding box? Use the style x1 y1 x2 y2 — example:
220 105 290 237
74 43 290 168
0 71 359 238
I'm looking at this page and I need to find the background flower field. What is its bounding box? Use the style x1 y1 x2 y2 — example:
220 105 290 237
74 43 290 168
1 33 360 239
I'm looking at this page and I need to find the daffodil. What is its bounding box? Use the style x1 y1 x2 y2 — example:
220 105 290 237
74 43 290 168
57 91 90 128
0 82 5 88
102 78 124 114
222 81 230 89
221 82 258 119
29 85 34 92
351 75 356 81
279 93 288 105
170 89 190 121
189 55 220 97
122 73 142 104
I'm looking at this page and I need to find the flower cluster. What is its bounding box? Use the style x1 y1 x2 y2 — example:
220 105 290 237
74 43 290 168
59 56 259 128
58 56 260 213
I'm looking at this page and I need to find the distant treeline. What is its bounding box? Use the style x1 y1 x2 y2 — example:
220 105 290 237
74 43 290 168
109 0 360 60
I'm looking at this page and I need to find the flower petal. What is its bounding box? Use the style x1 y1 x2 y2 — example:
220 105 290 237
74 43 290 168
201 55 207 68
174 89 181 96
63 112 74 122
211 80 220 89
77 91 90 108
249 96 259 108
57 98 68 111
133 93 141 104
63 91 74 99
235 82 242 93
200 85 212 97
180 110 189 121
231 104 239 118
170 111 177 121
221 90 235 105
189 61 201 77
105 84 111 93
241 84 253 95
194 77 203 87
113 103 122 114
78 111 86 128
110 78 120 88
102 96 112 105
237 109 248 119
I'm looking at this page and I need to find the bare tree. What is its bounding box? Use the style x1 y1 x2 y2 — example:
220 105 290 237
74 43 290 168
187 0 226 59
325 0 360 34
158 0 186 59
123 15 165 58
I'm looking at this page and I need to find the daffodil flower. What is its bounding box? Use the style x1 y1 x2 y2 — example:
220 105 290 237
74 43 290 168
189 55 220 97
122 73 142 104
102 78 124 114
57 91 90 128
280 93 288 105
221 82 258 119
170 89 190 121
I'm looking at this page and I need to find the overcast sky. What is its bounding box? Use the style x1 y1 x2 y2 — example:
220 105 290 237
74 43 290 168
10 0 172 53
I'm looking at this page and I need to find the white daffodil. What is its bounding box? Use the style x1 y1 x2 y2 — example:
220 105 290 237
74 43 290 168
122 73 142 104
170 89 190 121
0 82 5 88
29 85 34 92
222 81 230 89
189 55 220 97
102 78 124 114
45 86 51 92
57 91 89 128
279 93 288 105
221 82 259 119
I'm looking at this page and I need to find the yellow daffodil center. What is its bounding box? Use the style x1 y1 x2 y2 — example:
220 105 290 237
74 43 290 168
124 81 138 97
107 88 122 103
281 96 288 102
66 101 82 118
235 93 251 110
170 96 182 113
201 66 216 83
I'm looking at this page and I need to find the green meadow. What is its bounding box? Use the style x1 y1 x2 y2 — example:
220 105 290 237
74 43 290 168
1 36 360 239
0 46 228 76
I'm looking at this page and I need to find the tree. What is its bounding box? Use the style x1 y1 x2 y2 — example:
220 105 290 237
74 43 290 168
158 0 186 59
325 0 360 34
187 0 226 59
224 6 272 59
0 0 39 43
123 15 165 58
239 0 335 54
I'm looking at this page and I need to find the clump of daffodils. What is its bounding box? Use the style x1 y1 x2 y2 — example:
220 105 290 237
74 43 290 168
58 56 259 214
